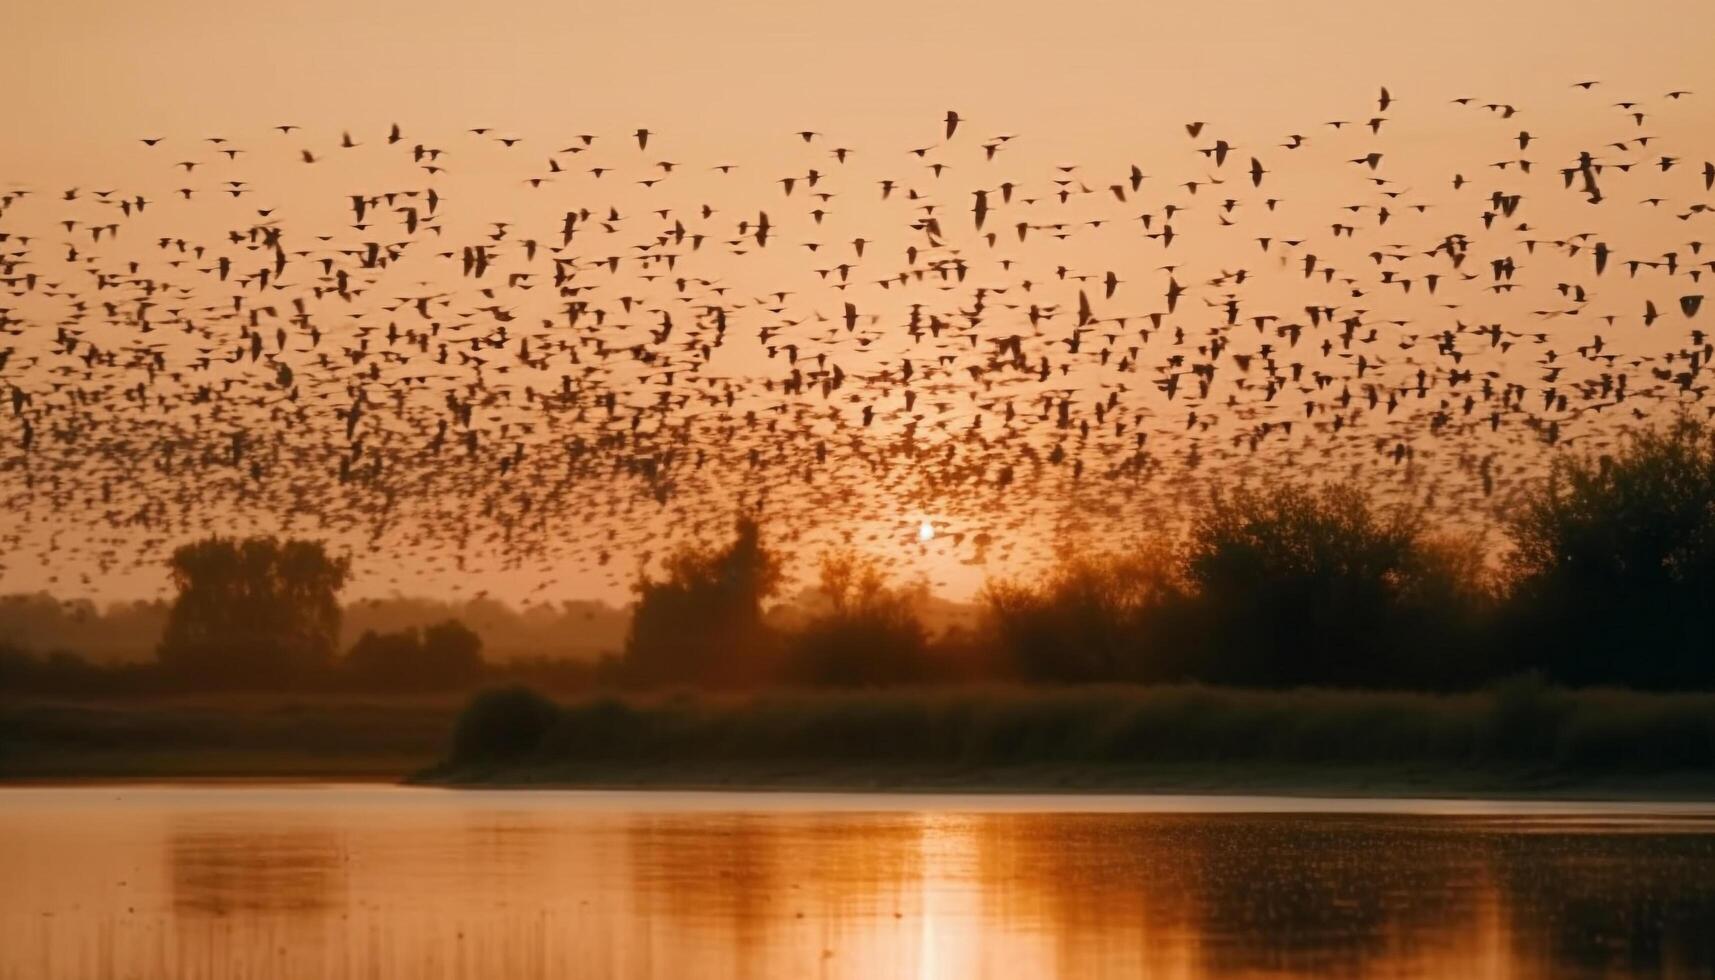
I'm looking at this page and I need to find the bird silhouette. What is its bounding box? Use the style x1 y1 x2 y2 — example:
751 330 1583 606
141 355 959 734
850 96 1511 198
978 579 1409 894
0 79 1707 600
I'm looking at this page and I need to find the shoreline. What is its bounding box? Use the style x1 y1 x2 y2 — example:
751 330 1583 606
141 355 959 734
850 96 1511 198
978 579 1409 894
8 759 1715 804
413 762 1715 802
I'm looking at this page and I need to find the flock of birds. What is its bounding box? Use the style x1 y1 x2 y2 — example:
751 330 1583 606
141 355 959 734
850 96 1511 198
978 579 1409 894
2 82 1713 600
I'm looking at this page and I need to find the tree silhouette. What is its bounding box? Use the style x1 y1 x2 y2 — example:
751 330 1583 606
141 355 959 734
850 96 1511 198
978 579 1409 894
344 619 484 692
624 515 782 687
786 549 932 685
1507 417 1715 688
156 537 350 688
1184 484 1430 687
983 543 1187 683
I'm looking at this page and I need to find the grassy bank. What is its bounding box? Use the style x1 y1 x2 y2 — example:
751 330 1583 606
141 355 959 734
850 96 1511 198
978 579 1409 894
0 696 460 779
8 683 1715 797
420 681 1715 798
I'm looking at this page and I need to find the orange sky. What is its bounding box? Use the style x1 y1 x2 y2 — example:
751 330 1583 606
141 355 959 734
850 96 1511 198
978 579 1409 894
5 0 1713 164
2 0 1713 605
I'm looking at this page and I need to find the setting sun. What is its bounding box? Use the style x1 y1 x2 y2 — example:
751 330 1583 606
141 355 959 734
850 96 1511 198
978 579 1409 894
918 521 936 543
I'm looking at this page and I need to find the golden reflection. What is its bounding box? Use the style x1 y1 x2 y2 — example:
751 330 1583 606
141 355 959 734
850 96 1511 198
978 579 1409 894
3 788 1715 979
170 823 347 914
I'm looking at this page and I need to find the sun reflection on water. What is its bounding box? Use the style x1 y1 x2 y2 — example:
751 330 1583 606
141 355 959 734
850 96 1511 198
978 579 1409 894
2 788 1715 980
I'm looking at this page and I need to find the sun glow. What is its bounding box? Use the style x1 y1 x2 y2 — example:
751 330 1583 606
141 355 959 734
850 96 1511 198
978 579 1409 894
918 521 936 543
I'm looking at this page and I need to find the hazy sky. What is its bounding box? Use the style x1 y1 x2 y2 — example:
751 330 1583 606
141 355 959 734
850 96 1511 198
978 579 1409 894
7 0 1714 179
3 0 1713 604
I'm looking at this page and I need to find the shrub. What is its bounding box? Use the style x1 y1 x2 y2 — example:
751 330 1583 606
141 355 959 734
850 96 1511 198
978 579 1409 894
982 542 1187 683
446 686 560 766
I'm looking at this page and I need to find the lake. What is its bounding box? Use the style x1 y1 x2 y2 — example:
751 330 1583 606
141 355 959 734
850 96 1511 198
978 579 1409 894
3 786 1714 979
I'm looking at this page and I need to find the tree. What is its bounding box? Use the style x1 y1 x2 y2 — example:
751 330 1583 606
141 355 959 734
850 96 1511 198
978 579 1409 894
982 542 1187 683
344 619 485 692
786 549 932 686
1183 483 1431 687
1506 417 1715 688
623 515 782 687
156 536 350 687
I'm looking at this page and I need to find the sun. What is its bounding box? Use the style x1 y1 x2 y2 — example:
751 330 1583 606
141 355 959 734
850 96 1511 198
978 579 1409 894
918 520 935 543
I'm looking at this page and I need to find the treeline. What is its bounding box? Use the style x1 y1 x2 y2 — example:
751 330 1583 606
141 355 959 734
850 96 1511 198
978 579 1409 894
615 416 1715 692
4 417 1713 697
0 593 627 665
0 621 603 698
0 595 170 663
1 537 601 697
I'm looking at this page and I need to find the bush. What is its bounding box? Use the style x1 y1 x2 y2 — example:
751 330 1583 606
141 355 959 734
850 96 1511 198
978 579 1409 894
446 686 561 765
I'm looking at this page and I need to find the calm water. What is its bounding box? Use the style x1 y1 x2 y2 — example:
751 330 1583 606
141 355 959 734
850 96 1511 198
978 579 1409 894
3 787 1715 979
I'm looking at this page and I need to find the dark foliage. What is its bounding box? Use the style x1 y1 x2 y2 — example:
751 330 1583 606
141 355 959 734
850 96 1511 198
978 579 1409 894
437 682 1715 779
446 685 562 765
1505 416 1715 688
156 537 350 688
343 619 485 692
782 550 938 685
983 542 1190 683
622 514 783 687
1180 483 1493 688
0 644 166 697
